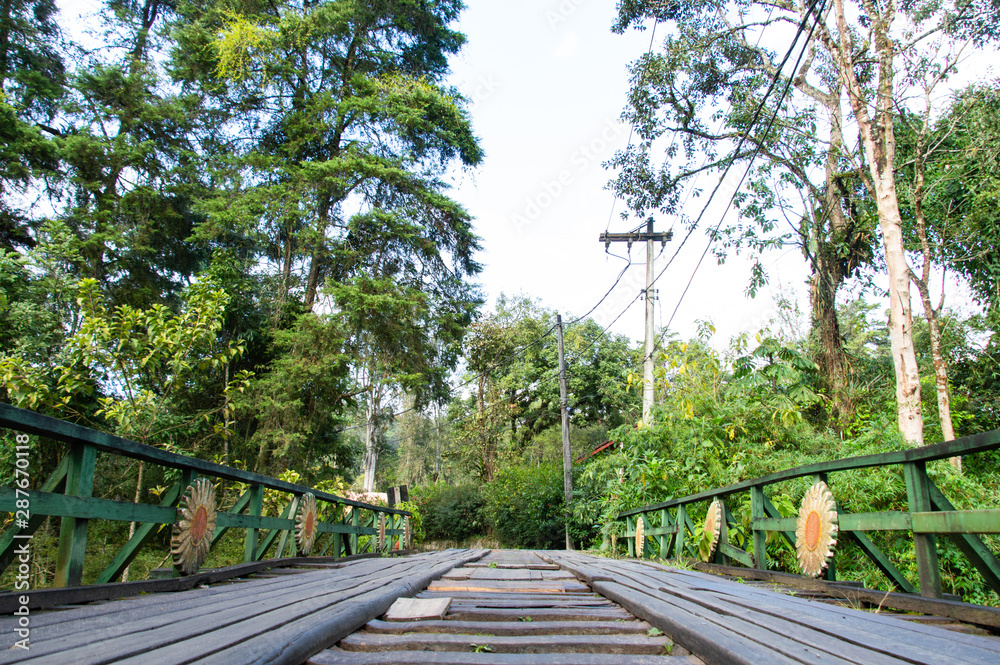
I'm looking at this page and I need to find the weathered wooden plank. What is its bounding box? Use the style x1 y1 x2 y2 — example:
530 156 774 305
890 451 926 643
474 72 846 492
553 556 998 665
446 598 615 608
691 560 1000 630
594 577 868 665
1 550 485 665
0 552 473 657
444 607 634 622
337 632 672 654
166 550 488 665
363 619 652 636
633 577 914 665
0 551 378 615
594 581 804 665
609 558 1000 659
309 650 701 665
715 590 999 665
427 580 590 594
464 563 561 570
384 597 452 621
418 591 603 601
1 566 391 656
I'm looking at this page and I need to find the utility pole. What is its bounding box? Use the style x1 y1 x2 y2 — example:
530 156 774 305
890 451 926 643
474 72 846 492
556 314 573 550
600 219 672 425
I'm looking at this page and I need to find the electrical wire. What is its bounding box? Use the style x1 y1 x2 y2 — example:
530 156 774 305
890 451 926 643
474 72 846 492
630 0 829 371
341 0 827 443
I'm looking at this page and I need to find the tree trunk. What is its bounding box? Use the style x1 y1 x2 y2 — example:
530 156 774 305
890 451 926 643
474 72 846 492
363 391 379 493
909 93 959 468
830 0 923 444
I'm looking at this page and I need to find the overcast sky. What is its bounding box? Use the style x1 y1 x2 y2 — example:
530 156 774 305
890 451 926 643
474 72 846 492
444 0 812 348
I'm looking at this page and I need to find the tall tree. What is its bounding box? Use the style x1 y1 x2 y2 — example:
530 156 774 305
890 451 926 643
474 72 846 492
0 0 62 249
172 0 484 489
54 0 209 308
609 0 872 430
610 0 997 444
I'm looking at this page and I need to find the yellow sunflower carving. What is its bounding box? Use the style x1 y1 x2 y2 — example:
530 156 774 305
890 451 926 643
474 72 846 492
635 518 646 558
700 499 723 562
295 492 319 556
795 481 839 578
171 478 217 575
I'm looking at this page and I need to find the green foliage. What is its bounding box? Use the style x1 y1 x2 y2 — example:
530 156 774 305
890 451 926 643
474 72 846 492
482 463 568 549
411 483 486 543
452 295 639 481
395 500 424 547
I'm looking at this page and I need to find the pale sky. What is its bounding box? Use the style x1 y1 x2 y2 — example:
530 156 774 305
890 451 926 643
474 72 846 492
52 0 820 349
446 0 811 348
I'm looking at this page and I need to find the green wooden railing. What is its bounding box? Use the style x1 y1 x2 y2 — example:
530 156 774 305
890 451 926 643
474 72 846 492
0 404 410 588
617 429 1000 600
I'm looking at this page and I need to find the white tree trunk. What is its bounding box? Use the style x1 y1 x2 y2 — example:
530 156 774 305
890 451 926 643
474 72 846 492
829 0 923 445
363 396 378 492
879 209 924 445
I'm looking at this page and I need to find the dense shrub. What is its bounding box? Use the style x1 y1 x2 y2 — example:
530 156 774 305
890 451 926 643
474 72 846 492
411 483 486 542
483 463 570 549
394 500 424 546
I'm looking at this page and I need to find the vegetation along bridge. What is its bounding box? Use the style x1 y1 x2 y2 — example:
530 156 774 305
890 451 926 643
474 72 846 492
3 404 1000 663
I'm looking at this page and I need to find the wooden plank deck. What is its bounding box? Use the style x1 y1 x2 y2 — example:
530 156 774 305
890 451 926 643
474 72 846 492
311 550 696 665
3 549 1000 664
541 551 1000 665
0 549 485 664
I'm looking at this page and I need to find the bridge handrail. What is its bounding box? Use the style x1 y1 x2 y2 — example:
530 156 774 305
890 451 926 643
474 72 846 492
0 404 408 514
0 404 411 589
614 427 1000 601
618 429 1000 517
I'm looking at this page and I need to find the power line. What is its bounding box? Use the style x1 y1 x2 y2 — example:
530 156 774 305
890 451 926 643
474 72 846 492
631 0 829 370
343 1 827 443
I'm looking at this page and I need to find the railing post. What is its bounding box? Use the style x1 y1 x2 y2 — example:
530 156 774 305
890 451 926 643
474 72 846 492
751 485 767 569
276 495 298 557
54 442 97 587
350 507 359 555
244 483 263 563
626 515 636 557
660 508 670 558
332 505 343 559
673 505 687 559
904 461 943 598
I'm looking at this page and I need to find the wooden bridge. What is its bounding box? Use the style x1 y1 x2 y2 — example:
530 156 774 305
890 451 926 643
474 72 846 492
2 548 1000 663
3 405 1000 663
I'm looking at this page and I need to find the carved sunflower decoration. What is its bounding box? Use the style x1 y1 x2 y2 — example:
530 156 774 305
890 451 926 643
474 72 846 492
171 478 217 575
634 518 645 558
295 493 319 556
795 481 839 578
700 499 723 562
